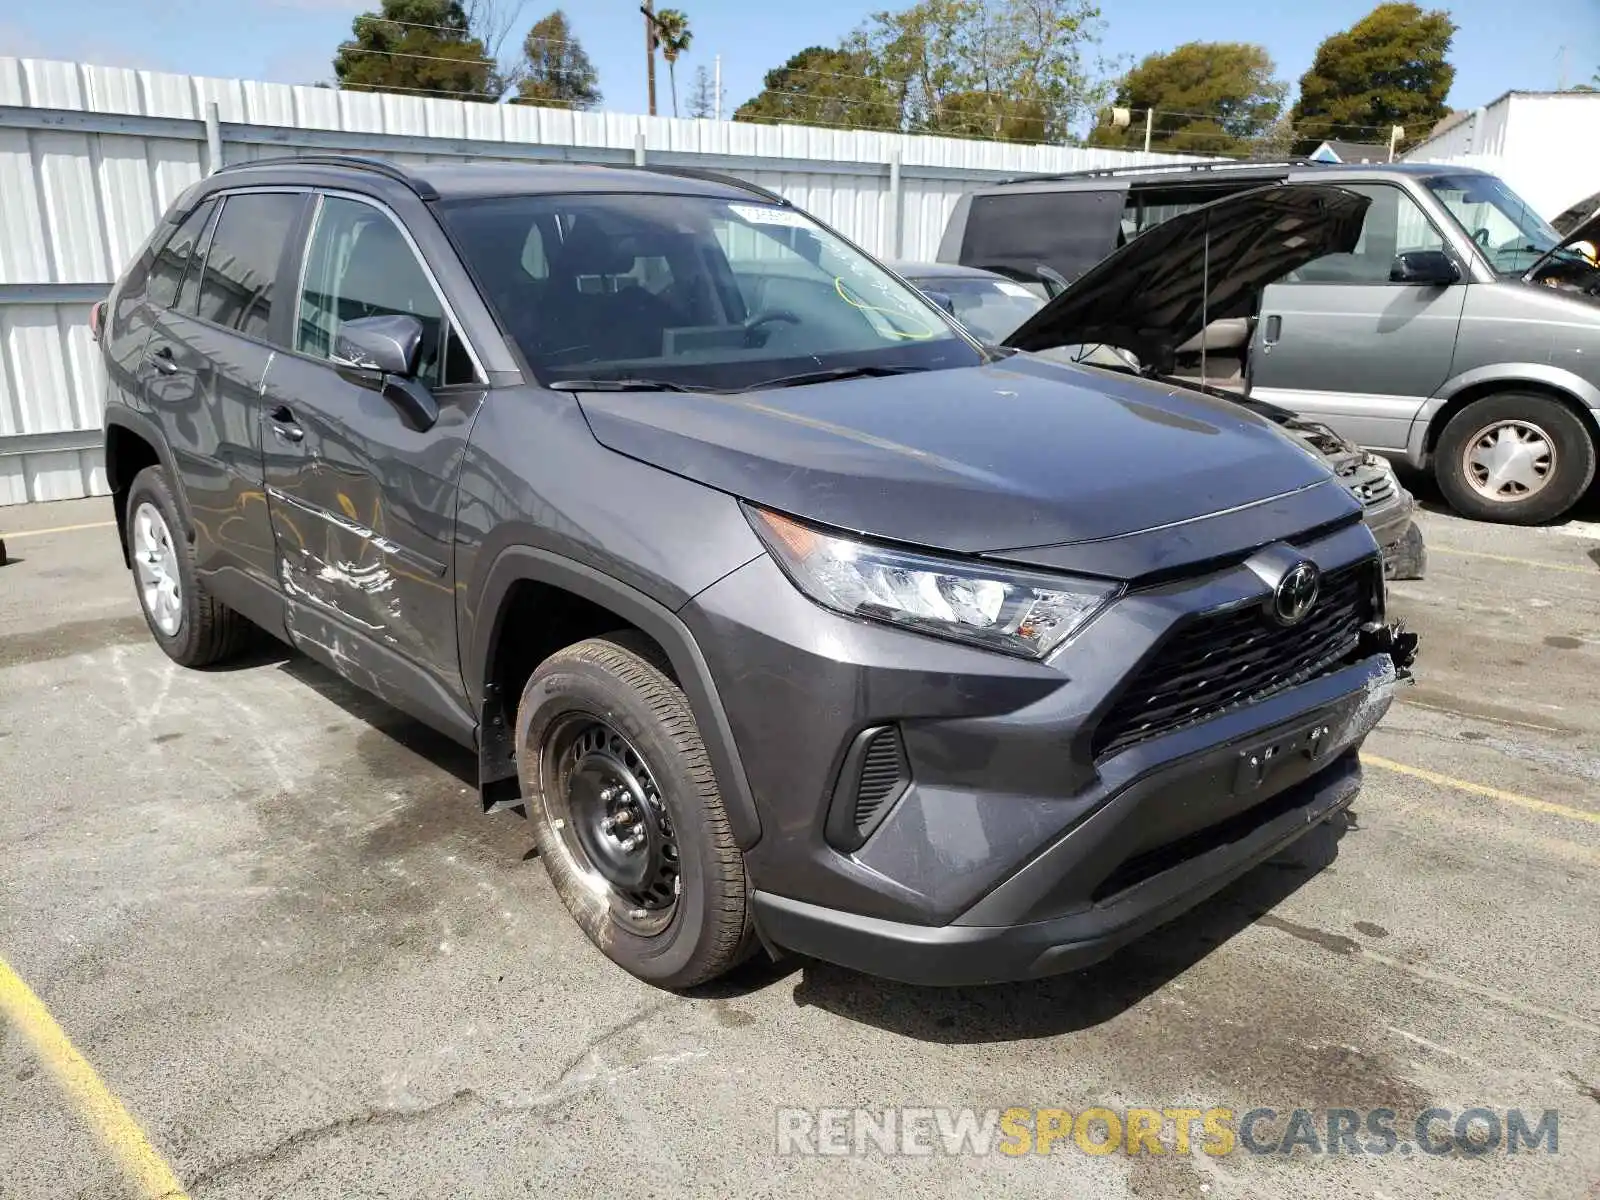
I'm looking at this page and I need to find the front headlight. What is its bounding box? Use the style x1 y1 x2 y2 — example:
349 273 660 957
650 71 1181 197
748 506 1119 660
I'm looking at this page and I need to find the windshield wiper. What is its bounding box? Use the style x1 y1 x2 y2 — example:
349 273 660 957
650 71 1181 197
548 378 715 393
745 364 927 390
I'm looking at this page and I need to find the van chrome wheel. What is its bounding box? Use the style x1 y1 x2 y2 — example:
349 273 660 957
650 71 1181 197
1463 419 1555 501
132 501 184 636
540 714 680 936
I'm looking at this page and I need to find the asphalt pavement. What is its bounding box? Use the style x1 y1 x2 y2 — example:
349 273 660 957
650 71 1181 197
1 490 1597 1199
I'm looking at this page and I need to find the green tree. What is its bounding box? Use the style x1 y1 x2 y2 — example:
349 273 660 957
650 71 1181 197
863 0 1107 142
1086 42 1286 155
1290 2 1456 154
734 47 900 130
512 10 601 109
334 0 501 100
653 9 693 117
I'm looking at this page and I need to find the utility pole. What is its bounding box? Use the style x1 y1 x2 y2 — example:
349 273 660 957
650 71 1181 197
641 0 658 116
714 53 722 121
1143 107 1153 153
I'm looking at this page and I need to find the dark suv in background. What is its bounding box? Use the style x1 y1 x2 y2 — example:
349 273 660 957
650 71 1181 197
939 160 1600 524
97 156 1414 989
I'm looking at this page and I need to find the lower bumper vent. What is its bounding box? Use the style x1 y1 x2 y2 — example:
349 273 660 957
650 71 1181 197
825 725 911 852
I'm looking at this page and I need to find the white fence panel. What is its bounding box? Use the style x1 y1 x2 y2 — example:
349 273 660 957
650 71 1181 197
0 54 1202 504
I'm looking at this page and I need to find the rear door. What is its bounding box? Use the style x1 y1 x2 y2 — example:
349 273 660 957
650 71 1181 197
951 186 1128 288
143 188 307 632
1250 182 1466 453
260 192 486 739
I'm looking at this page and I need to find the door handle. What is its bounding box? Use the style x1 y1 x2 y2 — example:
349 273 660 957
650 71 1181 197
1262 315 1282 347
267 404 304 444
145 344 179 375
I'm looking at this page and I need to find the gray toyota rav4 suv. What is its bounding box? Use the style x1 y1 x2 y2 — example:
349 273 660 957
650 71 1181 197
97 156 1415 989
939 160 1600 524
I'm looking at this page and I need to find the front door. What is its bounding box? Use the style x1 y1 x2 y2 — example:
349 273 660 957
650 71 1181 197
261 193 486 739
1250 183 1466 453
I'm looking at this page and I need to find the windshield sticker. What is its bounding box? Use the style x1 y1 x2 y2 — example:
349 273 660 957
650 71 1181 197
996 282 1036 298
730 203 810 228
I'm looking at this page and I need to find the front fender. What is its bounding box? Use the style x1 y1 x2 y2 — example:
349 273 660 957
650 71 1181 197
1406 362 1600 464
470 544 764 849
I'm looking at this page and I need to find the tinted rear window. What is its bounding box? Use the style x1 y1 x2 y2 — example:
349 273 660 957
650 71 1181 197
195 192 303 340
959 189 1125 284
145 199 216 310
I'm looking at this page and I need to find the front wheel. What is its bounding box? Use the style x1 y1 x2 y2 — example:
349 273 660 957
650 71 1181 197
1434 393 1596 524
516 635 753 989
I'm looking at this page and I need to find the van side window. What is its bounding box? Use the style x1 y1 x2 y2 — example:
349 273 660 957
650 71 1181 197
145 199 216 311
296 195 474 387
194 192 304 340
1289 185 1448 284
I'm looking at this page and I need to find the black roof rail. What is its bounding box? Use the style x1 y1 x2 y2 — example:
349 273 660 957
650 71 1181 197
211 154 438 200
996 157 1328 185
626 163 790 206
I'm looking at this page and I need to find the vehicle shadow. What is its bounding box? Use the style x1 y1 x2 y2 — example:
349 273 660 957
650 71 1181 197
1398 463 1600 524
776 813 1352 1043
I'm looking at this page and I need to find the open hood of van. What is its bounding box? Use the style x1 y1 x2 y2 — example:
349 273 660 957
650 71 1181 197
1523 207 1600 282
1002 183 1370 370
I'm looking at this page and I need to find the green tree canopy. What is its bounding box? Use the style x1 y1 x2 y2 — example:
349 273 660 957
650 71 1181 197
735 0 1106 143
1086 41 1286 155
653 9 693 117
1290 2 1456 154
334 0 501 101
512 9 601 109
733 47 900 130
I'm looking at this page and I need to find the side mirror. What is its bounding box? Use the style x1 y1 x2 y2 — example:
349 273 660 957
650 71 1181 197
333 314 424 377
332 314 438 432
1390 250 1459 286
923 290 956 316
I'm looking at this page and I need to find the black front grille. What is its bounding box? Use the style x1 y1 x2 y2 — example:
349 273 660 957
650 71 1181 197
1092 560 1377 759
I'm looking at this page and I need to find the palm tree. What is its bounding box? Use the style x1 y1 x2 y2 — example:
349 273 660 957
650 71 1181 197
653 9 692 117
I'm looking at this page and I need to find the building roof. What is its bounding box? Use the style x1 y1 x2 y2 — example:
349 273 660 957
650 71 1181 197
1311 141 1390 164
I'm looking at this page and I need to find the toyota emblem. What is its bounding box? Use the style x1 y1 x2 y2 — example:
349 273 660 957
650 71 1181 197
1272 561 1321 626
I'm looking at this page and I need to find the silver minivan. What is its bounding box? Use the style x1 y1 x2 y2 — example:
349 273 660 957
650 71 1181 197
938 162 1600 524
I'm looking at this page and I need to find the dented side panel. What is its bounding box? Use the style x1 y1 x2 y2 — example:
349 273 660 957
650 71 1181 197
260 349 485 715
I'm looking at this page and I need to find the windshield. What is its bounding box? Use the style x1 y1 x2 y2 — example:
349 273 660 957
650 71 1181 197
1426 173 1568 275
439 192 981 390
905 275 1045 342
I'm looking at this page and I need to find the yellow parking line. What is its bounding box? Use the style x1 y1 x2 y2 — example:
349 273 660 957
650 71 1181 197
1364 754 1600 827
4 519 117 540
0 954 189 1200
1428 545 1595 576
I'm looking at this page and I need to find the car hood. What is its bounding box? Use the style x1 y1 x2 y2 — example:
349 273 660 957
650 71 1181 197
1002 183 1370 370
576 354 1350 572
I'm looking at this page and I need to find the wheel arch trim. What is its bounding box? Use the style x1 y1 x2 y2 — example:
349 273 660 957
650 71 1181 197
471 545 763 850
1408 364 1600 463
103 405 196 565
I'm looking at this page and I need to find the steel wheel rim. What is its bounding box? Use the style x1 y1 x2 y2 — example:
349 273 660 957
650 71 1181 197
131 502 183 637
539 714 680 936
1462 419 1555 501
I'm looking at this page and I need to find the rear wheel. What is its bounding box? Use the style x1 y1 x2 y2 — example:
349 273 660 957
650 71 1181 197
1434 393 1596 524
517 635 753 989
125 466 255 666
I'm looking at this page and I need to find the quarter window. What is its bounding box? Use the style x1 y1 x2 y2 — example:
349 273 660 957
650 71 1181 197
296 196 474 387
1289 185 1449 284
145 199 216 311
194 192 304 339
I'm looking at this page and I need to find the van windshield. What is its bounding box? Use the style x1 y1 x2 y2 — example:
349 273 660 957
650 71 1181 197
1426 174 1566 275
439 192 981 390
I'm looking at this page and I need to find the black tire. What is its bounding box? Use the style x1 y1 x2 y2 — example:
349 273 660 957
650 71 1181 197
1434 393 1596 524
516 634 753 989
125 465 256 667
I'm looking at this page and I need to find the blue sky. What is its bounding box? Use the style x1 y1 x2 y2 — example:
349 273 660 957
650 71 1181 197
1 0 1594 125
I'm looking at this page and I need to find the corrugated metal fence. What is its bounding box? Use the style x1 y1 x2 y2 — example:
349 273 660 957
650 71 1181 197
0 55 1196 505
